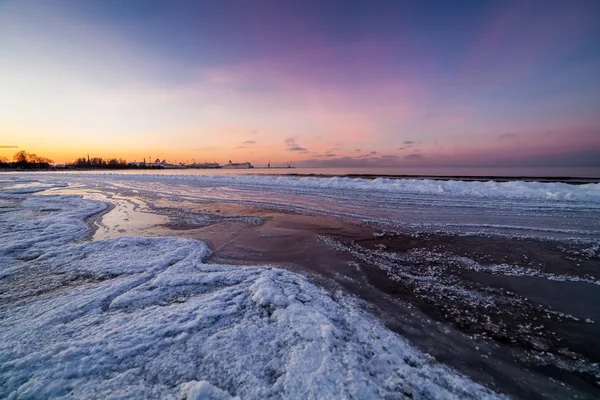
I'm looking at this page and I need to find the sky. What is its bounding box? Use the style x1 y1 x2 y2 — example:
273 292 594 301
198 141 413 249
1 0 599 168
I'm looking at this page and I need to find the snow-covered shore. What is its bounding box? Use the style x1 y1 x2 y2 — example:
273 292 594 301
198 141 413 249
0 178 504 398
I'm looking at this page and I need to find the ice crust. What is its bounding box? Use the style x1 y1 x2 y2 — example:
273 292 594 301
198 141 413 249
53 172 600 202
24 172 600 241
0 179 68 194
0 180 503 398
181 380 238 400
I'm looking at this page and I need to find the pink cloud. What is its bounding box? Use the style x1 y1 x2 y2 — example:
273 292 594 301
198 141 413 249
184 45 433 145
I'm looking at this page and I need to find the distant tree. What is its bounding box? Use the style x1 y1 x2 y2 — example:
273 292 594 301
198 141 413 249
13 150 28 164
90 157 106 167
26 153 52 165
11 150 52 168
74 157 88 167
106 158 126 168
70 156 130 169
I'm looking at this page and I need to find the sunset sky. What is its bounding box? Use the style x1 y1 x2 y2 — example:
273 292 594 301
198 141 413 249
1 0 599 168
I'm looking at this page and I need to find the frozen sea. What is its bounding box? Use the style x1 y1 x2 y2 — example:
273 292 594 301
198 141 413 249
1 172 599 399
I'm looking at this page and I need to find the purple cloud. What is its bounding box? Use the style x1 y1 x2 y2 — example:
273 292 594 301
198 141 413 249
499 133 518 140
285 137 308 151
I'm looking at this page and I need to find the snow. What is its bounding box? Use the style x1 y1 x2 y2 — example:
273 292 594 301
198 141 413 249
0 178 504 398
16 172 599 241
47 172 600 201
0 178 67 194
180 381 238 400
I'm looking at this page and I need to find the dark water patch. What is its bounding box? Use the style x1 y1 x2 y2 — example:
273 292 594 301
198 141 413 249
167 215 595 398
317 231 600 396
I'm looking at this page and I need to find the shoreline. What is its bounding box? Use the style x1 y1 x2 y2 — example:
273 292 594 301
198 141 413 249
76 189 600 399
4 176 599 398
281 173 600 184
2 169 599 184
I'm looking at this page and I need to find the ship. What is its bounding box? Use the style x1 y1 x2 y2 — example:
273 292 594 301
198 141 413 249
222 160 254 169
189 162 221 169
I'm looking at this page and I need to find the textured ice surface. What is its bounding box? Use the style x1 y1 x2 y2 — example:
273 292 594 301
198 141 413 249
47 173 600 201
0 178 67 194
30 172 600 240
0 179 503 399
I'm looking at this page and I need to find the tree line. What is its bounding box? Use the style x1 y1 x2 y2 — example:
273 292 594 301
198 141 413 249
72 157 128 168
0 151 151 170
70 156 162 169
0 151 169 170
0 151 53 169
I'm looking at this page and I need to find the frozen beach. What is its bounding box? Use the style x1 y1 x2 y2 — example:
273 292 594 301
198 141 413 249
1 172 599 399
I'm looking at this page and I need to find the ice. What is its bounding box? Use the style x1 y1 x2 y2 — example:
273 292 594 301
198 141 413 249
0 180 504 399
0 178 67 194
46 172 600 201
19 172 599 241
180 381 238 400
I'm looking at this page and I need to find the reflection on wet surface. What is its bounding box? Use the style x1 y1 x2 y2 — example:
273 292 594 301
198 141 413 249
48 188 169 240
91 195 168 240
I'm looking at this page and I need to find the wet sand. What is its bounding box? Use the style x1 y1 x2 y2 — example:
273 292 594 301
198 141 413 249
79 190 600 399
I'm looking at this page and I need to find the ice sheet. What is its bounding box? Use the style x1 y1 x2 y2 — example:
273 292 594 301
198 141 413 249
23 172 599 241
48 173 600 201
0 180 503 399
